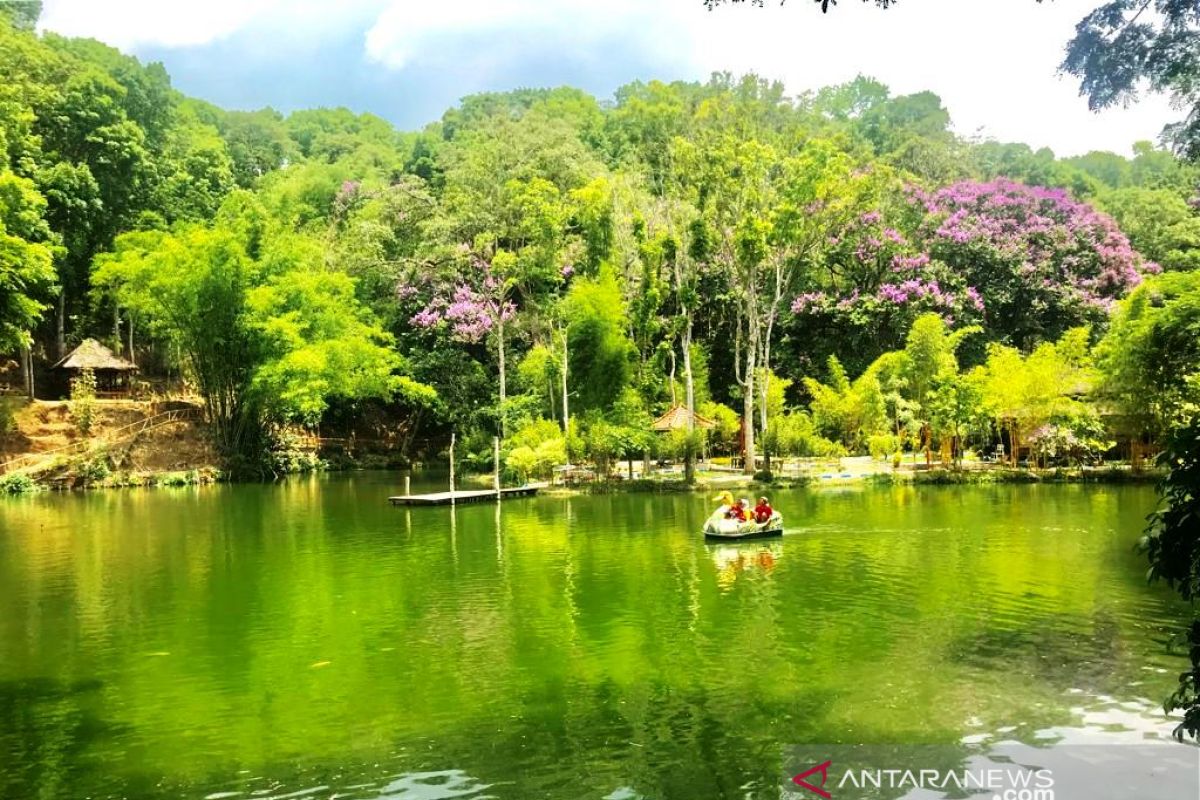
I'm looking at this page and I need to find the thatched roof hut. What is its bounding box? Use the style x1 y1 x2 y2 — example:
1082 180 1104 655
651 405 715 432
51 339 137 396
53 339 137 372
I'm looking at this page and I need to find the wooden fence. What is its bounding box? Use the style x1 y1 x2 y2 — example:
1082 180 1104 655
0 407 202 475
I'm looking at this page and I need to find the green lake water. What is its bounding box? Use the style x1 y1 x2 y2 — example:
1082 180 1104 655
0 476 1192 799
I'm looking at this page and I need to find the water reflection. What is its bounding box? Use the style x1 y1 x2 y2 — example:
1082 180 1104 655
0 477 1192 799
709 543 782 591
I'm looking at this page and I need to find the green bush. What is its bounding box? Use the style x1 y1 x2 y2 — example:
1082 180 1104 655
868 433 900 460
0 398 18 437
264 431 325 475
0 472 37 494
76 456 111 484
70 367 97 436
506 438 566 483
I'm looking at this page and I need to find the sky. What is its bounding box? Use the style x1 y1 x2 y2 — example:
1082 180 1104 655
36 0 1178 157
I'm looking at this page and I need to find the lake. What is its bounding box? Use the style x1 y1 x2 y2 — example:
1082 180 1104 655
0 475 1191 799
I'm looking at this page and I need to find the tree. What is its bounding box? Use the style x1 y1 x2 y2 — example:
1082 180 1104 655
94 207 428 468
1142 421 1200 739
1097 271 1200 440
409 248 517 436
0 168 56 352
1 1 41 30
1099 187 1200 272
561 268 635 415
901 313 979 462
0 217 55 352
1057 0 1200 161
911 179 1152 350
803 356 887 453
975 328 1095 467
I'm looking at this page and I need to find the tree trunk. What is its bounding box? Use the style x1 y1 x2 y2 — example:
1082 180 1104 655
56 290 66 359
759 370 771 472
497 319 507 439
561 329 569 435
682 318 695 485
127 314 135 366
742 348 757 475
21 344 33 400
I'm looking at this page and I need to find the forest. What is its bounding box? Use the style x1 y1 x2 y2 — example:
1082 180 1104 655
2 5 1199 480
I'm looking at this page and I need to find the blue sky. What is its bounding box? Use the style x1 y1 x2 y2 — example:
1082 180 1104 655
38 0 1177 156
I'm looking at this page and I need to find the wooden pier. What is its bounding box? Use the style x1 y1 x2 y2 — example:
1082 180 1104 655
387 485 541 507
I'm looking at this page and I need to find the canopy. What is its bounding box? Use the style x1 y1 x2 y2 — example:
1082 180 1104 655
651 405 715 432
53 339 137 372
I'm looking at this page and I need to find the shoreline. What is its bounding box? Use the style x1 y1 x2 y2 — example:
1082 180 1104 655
1 460 1165 496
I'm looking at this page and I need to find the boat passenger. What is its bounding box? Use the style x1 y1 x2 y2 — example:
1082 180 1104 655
728 498 749 522
754 497 773 524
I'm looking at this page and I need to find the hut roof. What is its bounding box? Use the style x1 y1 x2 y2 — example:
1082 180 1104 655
651 405 716 432
53 339 137 371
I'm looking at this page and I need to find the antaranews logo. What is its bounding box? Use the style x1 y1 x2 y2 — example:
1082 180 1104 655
791 759 1053 800
792 760 832 798
784 743 1199 800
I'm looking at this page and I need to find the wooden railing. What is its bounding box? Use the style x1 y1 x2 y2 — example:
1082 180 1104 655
0 407 202 475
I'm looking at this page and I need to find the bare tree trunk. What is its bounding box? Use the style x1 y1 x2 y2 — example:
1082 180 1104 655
127 314 135 366
561 329 569 435
56 290 66 359
743 345 757 475
682 319 695 484
667 350 677 407
21 344 34 400
496 318 507 439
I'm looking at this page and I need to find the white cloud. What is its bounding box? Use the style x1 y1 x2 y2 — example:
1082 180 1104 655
363 0 685 71
38 0 1176 155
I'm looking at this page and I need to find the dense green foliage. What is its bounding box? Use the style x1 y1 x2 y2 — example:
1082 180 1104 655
1143 422 1200 738
1 10 1198 478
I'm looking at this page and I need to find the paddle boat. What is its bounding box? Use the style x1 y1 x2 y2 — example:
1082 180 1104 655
702 512 784 541
703 493 784 540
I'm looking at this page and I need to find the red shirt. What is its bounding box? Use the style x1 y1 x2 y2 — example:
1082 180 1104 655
754 503 773 523
728 505 747 521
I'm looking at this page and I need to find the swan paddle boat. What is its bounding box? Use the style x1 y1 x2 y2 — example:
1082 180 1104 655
703 513 784 541
702 492 783 541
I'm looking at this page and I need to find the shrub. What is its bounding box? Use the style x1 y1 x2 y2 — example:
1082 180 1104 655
76 455 111 484
868 433 900 460
0 398 17 437
505 438 566 483
0 472 37 494
70 367 97 436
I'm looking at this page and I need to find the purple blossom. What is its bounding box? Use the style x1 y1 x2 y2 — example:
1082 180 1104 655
791 291 828 314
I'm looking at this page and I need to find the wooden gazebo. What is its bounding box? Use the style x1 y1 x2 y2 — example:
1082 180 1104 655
52 339 137 396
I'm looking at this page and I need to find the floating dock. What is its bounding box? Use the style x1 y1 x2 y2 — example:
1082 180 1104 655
387 485 541 506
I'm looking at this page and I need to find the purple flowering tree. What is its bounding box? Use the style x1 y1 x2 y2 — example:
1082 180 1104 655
407 248 517 435
910 179 1155 349
785 209 986 375
787 179 1156 374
